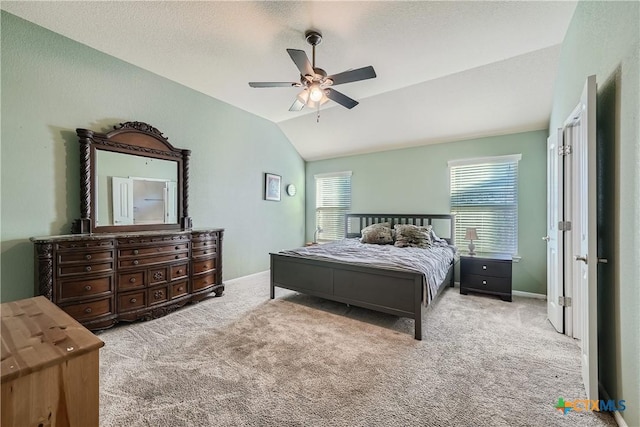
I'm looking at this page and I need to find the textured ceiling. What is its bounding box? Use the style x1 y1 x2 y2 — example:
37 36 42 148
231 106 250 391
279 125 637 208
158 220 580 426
2 1 577 160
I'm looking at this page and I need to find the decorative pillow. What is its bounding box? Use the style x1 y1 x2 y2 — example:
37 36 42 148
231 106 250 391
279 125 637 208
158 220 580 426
394 224 432 248
360 223 394 245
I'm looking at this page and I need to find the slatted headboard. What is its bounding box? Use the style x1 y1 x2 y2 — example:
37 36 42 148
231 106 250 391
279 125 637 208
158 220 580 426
345 213 456 246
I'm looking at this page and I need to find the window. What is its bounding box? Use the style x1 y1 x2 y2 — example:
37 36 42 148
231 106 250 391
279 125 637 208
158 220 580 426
315 171 352 241
449 154 521 254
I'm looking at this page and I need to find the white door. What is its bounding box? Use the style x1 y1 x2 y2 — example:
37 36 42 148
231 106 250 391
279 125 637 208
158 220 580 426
112 176 134 225
573 75 598 400
546 128 564 333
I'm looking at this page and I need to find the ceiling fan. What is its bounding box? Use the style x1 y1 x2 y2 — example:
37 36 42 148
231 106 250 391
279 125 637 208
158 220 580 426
249 30 376 118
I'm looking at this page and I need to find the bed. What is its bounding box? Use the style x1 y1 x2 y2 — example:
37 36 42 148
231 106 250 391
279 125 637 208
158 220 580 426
270 213 457 340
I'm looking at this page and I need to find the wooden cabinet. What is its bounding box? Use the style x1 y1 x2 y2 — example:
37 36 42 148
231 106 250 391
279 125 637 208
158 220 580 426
31 229 224 330
460 253 512 302
1 296 103 427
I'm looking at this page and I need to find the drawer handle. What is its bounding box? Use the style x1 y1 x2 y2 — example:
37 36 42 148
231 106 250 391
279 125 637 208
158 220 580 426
177 269 183 275
133 249 139 254
178 286 184 292
130 298 137 303
85 266 92 272
153 290 164 300
153 272 163 280
84 307 92 314
175 255 179 259
482 265 487 270
84 285 92 291
85 254 92 260
482 280 487 285
129 277 136 283
175 246 180 250
203 264 208 270
133 260 139 265
204 250 208 254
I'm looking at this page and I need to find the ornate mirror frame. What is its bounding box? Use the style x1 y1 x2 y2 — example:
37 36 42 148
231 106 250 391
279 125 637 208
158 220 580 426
72 121 192 234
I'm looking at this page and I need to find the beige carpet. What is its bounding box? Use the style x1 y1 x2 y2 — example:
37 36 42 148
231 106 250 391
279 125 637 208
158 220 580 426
96 271 616 426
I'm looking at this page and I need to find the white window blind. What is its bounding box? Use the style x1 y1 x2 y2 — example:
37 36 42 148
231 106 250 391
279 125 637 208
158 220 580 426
315 171 352 241
449 155 521 254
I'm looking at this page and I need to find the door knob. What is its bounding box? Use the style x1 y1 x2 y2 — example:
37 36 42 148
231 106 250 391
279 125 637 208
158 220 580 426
574 255 588 264
542 236 550 242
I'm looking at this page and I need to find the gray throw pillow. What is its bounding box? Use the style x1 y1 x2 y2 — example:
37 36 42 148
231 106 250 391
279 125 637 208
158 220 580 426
394 224 432 248
360 223 393 245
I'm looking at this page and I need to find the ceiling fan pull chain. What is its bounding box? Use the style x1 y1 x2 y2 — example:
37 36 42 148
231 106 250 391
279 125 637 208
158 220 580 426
317 104 321 123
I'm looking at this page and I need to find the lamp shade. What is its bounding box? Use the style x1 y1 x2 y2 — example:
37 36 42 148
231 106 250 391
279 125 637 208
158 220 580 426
464 227 478 241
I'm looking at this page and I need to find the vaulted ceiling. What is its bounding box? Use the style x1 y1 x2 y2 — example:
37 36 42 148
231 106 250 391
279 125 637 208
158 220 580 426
2 1 577 160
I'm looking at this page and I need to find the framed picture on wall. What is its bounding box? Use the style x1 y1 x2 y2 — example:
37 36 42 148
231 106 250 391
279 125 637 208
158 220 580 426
264 173 281 201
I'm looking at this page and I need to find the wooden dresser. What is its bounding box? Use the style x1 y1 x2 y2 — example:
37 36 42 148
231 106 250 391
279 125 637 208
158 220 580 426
1 296 103 427
31 229 224 331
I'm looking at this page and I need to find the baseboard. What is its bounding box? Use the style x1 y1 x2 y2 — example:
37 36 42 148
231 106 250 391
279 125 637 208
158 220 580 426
512 290 546 300
599 383 628 427
226 270 270 284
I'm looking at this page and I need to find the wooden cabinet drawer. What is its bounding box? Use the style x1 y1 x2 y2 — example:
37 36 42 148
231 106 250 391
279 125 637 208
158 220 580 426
119 291 145 312
462 259 511 277
58 250 114 264
118 243 189 258
62 298 112 321
118 271 145 291
193 258 216 275
148 266 169 286
461 274 511 294
58 262 113 277
59 276 113 301
192 239 218 252
192 273 215 291
148 286 169 306
170 263 189 281
192 248 216 258
171 281 188 299
118 252 189 268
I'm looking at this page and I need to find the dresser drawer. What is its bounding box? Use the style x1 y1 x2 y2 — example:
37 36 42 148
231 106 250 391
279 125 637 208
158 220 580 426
58 250 114 264
192 272 215 291
170 263 189 281
58 262 114 277
62 298 112 321
462 274 511 294
193 258 216 275
119 291 146 312
148 286 169 306
118 252 189 268
59 276 113 301
117 271 145 291
171 281 188 299
118 243 189 258
462 258 511 277
192 248 216 258
149 266 169 286
192 240 217 250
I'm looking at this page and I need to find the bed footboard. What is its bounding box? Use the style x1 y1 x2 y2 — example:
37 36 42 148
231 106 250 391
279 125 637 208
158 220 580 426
270 253 452 340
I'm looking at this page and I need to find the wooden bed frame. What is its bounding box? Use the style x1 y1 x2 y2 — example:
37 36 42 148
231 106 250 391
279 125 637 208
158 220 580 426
270 214 456 340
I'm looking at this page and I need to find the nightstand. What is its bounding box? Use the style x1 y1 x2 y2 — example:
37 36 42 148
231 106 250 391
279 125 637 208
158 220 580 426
460 253 513 302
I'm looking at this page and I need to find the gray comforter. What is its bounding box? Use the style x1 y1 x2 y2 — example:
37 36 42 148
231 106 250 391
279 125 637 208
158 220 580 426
279 238 458 304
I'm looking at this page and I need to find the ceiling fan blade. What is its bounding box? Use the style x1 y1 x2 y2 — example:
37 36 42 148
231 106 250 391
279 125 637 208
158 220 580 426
327 66 376 86
289 97 305 112
249 82 300 88
287 49 314 77
326 88 359 109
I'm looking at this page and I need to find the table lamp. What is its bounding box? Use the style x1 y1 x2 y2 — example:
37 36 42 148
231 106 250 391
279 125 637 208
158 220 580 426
464 227 478 255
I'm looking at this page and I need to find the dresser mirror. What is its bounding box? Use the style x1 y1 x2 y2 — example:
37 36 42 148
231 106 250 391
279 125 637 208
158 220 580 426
73 121 192 233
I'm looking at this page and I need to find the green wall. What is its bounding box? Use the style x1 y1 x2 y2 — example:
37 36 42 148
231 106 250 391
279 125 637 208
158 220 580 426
306 130 548 295
549 1 640 425
0 12 305 302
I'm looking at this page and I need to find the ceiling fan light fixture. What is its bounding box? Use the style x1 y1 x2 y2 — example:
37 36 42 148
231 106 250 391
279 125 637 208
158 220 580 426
309 84 324 102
